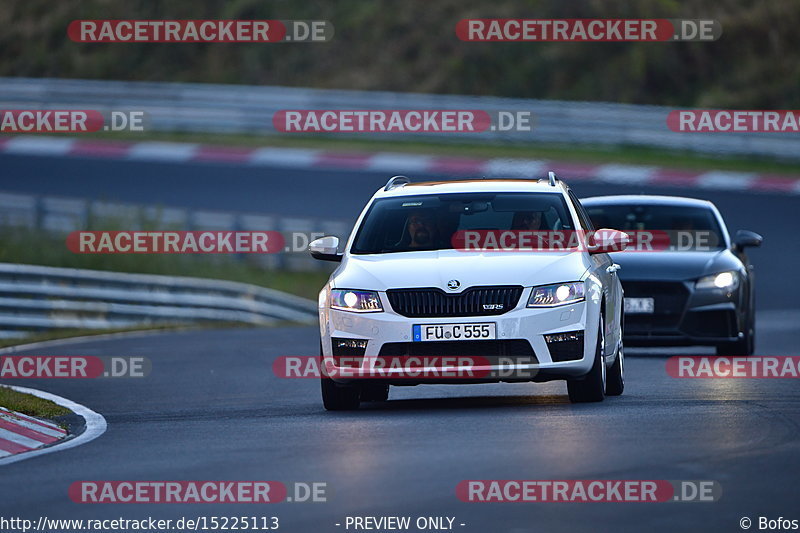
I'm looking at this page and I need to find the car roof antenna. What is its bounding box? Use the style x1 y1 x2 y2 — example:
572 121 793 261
548 171 558 187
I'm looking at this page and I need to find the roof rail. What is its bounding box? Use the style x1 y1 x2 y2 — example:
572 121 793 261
384 175 411 191
548 171 558 187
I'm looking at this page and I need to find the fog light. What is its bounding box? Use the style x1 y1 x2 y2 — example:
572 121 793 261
334 338 368 350
331 337 368 362
545 332 582 343
544 331 584 362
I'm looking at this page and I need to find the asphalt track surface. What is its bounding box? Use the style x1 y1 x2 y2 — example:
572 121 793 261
1 152 800 532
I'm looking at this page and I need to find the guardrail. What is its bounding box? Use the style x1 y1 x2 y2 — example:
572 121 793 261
0 190 353 272
1 77 798 160
0 262 318 339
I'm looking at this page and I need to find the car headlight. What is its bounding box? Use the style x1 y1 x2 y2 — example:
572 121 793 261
330 289 383 313
527 282 585 307
696 271 740 291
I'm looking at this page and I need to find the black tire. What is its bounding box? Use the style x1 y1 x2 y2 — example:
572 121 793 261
567 315 606 403
320 343 361 410
321 377 361 410
605 341 624 396
361 382 390 402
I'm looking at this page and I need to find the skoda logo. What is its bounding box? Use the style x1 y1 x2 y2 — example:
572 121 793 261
447 279 461 291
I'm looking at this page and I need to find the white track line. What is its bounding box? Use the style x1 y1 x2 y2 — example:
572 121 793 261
3 137 76 156
127 141 198 161
594 164 658 184
0 385 106 466
366 153 435 173
696 171 756 190
484 158 548 177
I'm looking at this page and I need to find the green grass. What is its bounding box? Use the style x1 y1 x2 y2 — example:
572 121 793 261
0 386 71 418
90 130 800 176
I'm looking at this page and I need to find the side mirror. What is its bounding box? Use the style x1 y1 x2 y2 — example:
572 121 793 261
734 230 763 250
309 236 343 262
588 229 630 254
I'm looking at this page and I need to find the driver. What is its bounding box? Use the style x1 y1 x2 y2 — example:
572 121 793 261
511 211 544 231
511 211 550 250
406 210 440 249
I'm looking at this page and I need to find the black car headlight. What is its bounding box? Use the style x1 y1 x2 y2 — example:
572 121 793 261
695 271 740 291
330 289 383 313
527 282 585 307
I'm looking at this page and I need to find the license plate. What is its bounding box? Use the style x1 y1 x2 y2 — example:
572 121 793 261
413 323 496 341
625 297 655 314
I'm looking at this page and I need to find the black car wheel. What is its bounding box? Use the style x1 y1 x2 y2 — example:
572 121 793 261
320 342 361 410
606 341 625 396
568 315 607 403
321 376 361 410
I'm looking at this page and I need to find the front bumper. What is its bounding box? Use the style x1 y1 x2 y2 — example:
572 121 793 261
622 280 745 346
320 289 597 385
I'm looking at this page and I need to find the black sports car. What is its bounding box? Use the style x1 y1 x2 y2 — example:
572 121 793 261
581 195 762 355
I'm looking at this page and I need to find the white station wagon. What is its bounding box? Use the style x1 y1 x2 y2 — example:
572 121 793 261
310 174 628 410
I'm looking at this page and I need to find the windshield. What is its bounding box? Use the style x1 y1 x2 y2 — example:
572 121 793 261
351 192 574 254
585 203 726 251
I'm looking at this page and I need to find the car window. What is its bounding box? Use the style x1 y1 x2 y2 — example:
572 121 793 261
584 203 725 250
351 192 574 254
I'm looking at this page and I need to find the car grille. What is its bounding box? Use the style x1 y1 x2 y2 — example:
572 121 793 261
625 315 684 334
683 310 738 338
380 339 535 357
622 281 689 334
378 339 538 365
386 286 523 318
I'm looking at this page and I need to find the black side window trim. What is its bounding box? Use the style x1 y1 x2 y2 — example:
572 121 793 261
568 191 595 231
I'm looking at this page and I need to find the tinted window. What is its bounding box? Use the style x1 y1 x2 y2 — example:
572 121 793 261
351 192 574 254
585 203 725 250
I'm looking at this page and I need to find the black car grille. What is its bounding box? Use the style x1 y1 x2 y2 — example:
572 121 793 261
386 286 523 318
379 339 538 366
622 281 689 334
683 310 738 338
380 339 535 357
625 315 683 333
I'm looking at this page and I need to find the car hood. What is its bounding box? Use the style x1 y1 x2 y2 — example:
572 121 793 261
610 249 741 281
333 250 590 291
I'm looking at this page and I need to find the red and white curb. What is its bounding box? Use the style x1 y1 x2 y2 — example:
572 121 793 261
0 385 106 466
1 135 799 194
0 406 67 458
